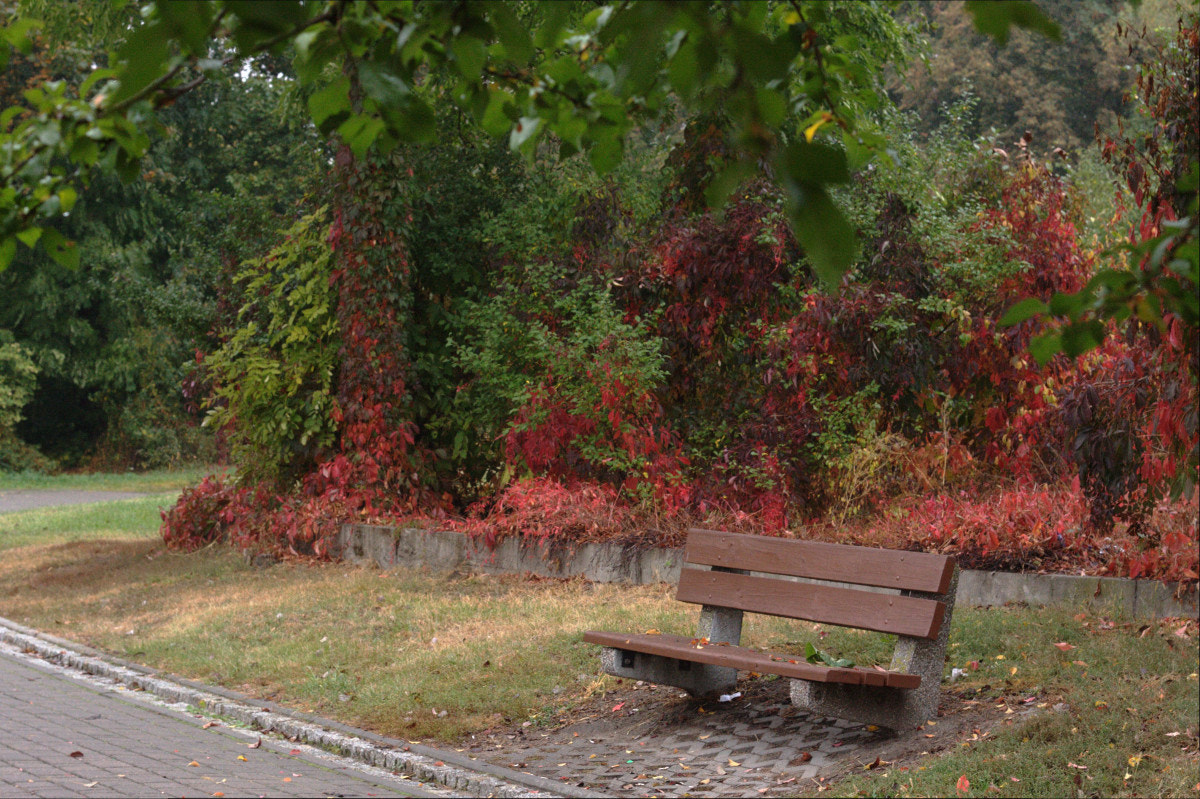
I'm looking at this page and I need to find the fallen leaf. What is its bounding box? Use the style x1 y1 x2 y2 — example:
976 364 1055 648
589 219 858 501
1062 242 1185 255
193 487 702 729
202 721 218 729
612 702 625 712
188 761 200 767
237 755 247 762
82 782 97 788
968 660 980 671
289 749 301 755
728 759 740 767
1174 625 1189 638
69 752 83 758
1072 660 1088 667
1053 642 1075 651
1067 762 1088 769
1010 667 1018 675
956 774 970 794
248 739 261 749
283 777 291 783
644 629 660 635
1128 754 1142 768
213 794 224 798
799 752 812 762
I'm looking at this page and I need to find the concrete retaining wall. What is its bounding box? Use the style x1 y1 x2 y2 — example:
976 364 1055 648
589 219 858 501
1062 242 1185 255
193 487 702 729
337 524 1198 619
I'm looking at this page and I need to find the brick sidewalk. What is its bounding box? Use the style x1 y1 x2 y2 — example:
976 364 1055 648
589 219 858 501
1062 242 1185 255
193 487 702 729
0 643 449 798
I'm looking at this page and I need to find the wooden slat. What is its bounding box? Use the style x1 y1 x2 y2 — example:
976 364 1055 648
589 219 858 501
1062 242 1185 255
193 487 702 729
686 528 955 594
676 568 945 639
582 631 921 689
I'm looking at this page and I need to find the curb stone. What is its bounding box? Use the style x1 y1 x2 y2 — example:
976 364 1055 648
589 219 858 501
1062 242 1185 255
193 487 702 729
0 617 606 799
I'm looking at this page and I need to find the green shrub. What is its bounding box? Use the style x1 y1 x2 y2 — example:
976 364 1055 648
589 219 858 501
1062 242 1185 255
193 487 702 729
202 208 340 487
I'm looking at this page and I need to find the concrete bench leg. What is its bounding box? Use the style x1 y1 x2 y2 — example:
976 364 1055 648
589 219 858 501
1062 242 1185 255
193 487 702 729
599 647 737 695
597 603 743 696
790 568 959 731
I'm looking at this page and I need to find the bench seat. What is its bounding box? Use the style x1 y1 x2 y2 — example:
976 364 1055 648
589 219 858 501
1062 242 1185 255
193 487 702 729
582 630 921 688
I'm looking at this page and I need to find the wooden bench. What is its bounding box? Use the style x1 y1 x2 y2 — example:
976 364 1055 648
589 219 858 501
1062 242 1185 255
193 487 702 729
583 529 959 730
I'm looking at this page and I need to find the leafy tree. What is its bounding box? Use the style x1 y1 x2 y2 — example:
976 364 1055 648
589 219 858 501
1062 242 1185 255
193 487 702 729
0 7 325 465
892 0 1152 152
0 0 1059 288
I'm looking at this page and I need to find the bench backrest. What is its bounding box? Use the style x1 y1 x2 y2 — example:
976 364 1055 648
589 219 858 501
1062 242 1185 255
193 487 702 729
678 529 956 640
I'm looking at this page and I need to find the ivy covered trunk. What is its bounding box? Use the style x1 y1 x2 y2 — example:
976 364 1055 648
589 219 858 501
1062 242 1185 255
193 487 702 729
321 145 425 510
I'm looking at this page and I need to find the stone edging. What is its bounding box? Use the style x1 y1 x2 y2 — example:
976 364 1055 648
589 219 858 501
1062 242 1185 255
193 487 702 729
0 617 603 799
338 524 1198 619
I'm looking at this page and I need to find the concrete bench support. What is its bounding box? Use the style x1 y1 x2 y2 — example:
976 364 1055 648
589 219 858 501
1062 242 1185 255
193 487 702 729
791 568 959 730
596 570 745 696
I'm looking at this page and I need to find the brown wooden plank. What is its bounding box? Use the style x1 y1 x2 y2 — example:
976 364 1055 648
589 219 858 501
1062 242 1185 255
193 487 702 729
582 631 921 689
685 528 955 593
675 568 946 639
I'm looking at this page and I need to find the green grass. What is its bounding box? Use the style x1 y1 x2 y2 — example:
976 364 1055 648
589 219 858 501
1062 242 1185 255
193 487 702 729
0 495 178 550
0 465 225 493
805 606 1200 798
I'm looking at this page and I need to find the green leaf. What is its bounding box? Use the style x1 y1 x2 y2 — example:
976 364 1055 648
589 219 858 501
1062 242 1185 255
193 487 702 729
0 236 15 270
1029 331 1062 365
999 297 1048 326
667 39 699 98
487 2 533 64
1 16 41 55
1060 321 1104 357
57 187 78 213
225 0 309 51
782 141 850 185
1048 292 1085 318
533 2 573 50
755 88 786 129
587 130 623 174
109 23 172 106
15 227 42 248
479 88 514 137
451 35 488 81
789 185 858 290
358 61 410 109
155 1 214 54
964 1 1061 45
307 76 351 130
704 159 755 210
40 227 79 269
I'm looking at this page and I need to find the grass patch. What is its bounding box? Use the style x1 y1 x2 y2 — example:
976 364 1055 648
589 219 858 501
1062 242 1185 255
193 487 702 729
0 465 225 493
0 495 177 551
807 607 1199 799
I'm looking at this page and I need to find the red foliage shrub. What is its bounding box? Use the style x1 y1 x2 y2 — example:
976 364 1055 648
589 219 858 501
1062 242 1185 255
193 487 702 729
450 476 640 549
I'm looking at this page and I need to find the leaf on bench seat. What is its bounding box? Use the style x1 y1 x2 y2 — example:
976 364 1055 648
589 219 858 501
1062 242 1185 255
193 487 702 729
805 641 855 669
